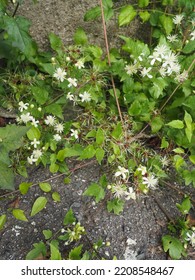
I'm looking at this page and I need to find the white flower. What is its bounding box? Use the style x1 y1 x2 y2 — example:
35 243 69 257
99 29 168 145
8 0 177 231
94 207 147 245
70 129 79 139
31 138 40 148
67 77 77 87
75 60 84 69
142 174 158 189
53 67 67 82
155 45 169 59
125 64 138 75
161 156 170 167
173 14 184 25
79 91 91 102
149 51 162 65
31 117 39 127
137 165 147 175
27 155 37 164
190 30 195 41
115 166 129 180
175 70 188 83
111 184 127 199
19 101 29 112
54 123 64 133
53 134 61 141
20 112 33 123
140 67 153 79
67 92 75 101
185 231 195 247
167 34 178 43
66 57 71 62
125 187 136 200
44 115 56 126
32 149 42 159
159 67 167 77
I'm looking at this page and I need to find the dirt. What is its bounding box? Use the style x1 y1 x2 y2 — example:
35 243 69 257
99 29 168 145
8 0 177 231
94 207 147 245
0 0 194 260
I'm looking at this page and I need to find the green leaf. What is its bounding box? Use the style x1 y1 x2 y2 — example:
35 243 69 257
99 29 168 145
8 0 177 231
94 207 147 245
39 182 52 193
31 86 49 105
149 77 167 99
80 144 96 159
12 209 28 222
183 40 195 54
151 116 164 133
176 197 191 215
128 100 142 116
26 242 47 260
166 120 184 129
107 199 124 215
162 235 185 260
0 162 14 190
30 197 47 217
138 0 149 7
84 6 101 21
96 128 105 145
189 155 195 164
69 245 83 260
43 229 52 240
3 16 37 58
49 32 63 54
74 27 88 45
0 124 29 151
0 214 6 230
27 126 41 140
96 148 105 164
63 208 76 225
139 11 150 22
83 183 105 203
50 240 62 260
184 111 193 142
52 192 61 202
111 122 122 139
118 5 137 26
45 104 63 119
159 14 173 35
57 145 83 160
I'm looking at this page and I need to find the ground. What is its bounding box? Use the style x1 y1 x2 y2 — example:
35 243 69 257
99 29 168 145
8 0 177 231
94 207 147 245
0 0 195 260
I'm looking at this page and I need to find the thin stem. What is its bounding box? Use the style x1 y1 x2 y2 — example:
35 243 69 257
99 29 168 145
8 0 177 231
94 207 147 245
99 0 124 128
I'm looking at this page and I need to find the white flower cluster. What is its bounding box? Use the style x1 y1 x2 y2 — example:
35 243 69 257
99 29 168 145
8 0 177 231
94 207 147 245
17 101 39 127
53 65 91 104
107 166 136 201
44 115 64 142
185 230 195 247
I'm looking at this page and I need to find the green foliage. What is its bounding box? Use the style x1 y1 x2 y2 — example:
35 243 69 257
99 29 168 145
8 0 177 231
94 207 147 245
12 209 28 222
118 5 137 27
30 197 47 216
0 214 6 230
107 198 124 215
162 235 186 260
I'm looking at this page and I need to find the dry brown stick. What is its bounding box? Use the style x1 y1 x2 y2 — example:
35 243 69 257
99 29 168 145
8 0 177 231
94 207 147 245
99 0 125 129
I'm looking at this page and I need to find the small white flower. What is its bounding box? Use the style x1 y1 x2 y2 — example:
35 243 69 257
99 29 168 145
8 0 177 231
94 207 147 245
67 92 75 101
61 228 66 233
167 34 178 43
27 155 37 164
155 45 169 59
125 187 136 200
125 64 138 75
70 129 79 139
75 60 84 69
66 57 71 62
142 174 158 189
30 104 34 109
111 184 127 199
79 91 91 102
31 117 39 127
44 115 56 126
149 51 162 65
67 77 77 87
185 231 195 247
190 30 195 41
53 134 61 141
20 112 33 123
115 166 129 180
159 67 167 77
54 123 64 133
175 70 188 83
137 165 147 175
53 67 67 82
161 156 170 167
140 67 153 79
173 14 184 25
19 101 29 112
31 138 40 148
32 149 42 159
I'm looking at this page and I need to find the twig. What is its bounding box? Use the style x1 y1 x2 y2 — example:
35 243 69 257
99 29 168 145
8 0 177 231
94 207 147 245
99 0 125 129
0 160 96 199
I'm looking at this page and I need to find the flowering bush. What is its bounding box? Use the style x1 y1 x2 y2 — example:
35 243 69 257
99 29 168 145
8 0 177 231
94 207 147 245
0 0 195 259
